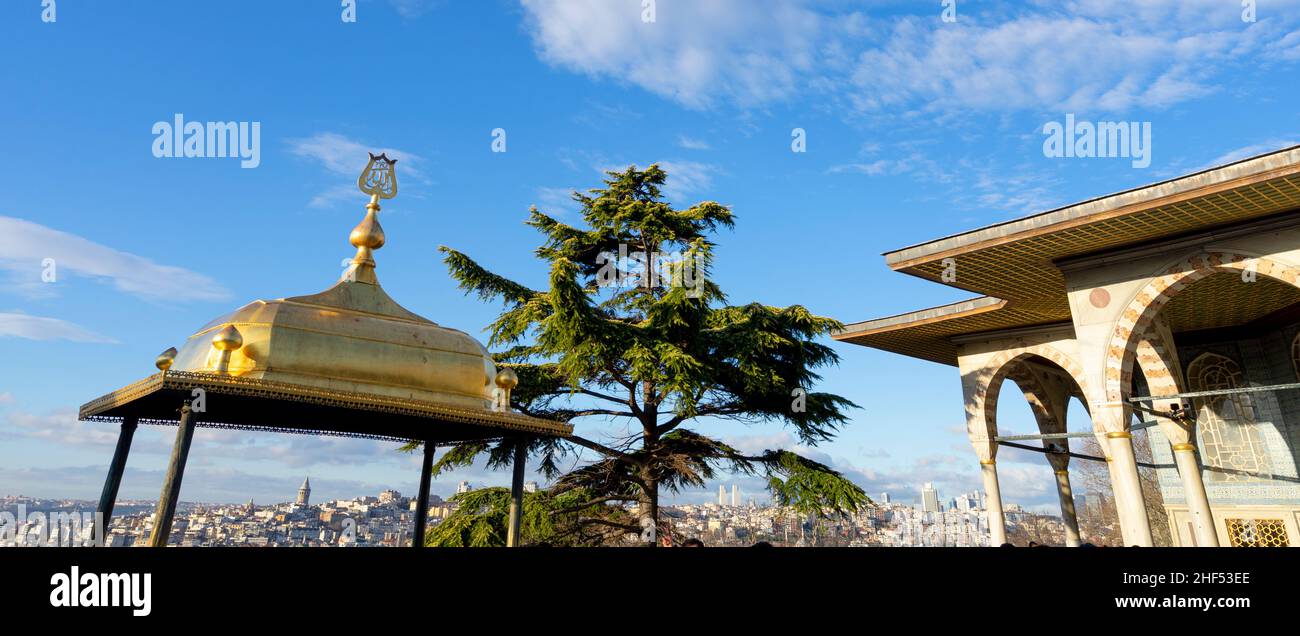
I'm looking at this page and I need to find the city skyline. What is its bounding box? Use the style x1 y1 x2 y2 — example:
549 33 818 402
4 1 1300 515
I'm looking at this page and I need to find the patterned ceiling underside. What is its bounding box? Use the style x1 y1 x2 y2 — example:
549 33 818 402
836 173 1300 366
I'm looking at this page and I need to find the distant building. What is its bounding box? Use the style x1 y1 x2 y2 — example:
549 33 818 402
296 477 311 507
880 492 891 504
524 482 538 494
718 485 726 506
456 481 472 495
921 482 940 513
731 484 739 507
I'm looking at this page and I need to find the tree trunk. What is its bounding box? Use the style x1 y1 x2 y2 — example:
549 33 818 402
638 472 659 546
638 379 659 546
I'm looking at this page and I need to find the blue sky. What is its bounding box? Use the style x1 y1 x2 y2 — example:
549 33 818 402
2 0 1299 512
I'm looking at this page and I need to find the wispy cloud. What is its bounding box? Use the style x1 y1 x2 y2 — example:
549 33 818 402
677 135 711 150
389 0 440 19
520 0 824 109
1194 139 1300 171
711 430 1062 510
580 154 723 203
0 463 400 504
287 132 427 209
3 405 402 468
657 160 722 202
521 0 1300 115
534 186 582 217
0 216 230 302
0 312 118 343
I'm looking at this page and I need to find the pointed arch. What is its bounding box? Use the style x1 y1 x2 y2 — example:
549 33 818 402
966 343 1090 443
1102 251 1300 405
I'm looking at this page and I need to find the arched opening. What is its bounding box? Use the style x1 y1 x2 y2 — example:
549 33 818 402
980 351 1094 545
1106 253 1300 546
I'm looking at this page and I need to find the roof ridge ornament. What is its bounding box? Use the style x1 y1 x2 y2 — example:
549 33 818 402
344 152 398 285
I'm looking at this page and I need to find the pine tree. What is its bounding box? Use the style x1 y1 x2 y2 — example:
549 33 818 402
428 164 868 546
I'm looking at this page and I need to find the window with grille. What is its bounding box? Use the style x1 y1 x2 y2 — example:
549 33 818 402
1185 353 1271 482
1225 518 1290 547
1292 333 1300 380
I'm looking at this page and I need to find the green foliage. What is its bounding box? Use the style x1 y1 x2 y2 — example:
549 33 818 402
425 487 637 547
424 164 870 545
763 450 872 517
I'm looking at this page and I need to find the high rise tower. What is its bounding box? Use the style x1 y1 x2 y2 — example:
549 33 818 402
718 484 726 506
921 482 939 513
297 476 311 506
731 484 738 507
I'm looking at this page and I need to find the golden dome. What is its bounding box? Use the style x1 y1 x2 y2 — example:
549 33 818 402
168 189 498 410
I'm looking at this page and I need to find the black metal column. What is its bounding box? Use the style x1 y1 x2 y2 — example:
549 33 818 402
506 440 527 547
93 416 138 546
412 441 434 548
147 402 195 547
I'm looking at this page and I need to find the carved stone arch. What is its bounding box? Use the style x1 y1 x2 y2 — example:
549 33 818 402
1102 251 1300 410
967 344 1092 446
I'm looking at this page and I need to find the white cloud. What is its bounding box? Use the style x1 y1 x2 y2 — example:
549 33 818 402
287 132 423 177
0 392 14 405
534 186 581 217
520 0 824 109
0 312 118 343
287 133 427 209
307 184 363 210
1196 139 1300 171
677 135 711 150
521 0 1300 114
589 159 722 203
6 408 123 447
0 216 230 302
657 161 721 202
389 0 439 18
850 16 1234 113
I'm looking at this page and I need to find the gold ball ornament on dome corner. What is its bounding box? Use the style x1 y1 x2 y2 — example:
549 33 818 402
155 347 178 371
495 367 519 390
211 325 244 351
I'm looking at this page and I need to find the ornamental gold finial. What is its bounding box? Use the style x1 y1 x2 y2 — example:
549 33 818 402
494 367 519 412
155 347 177 372
495 367 519 390
211 325 243 375
343 153 398 285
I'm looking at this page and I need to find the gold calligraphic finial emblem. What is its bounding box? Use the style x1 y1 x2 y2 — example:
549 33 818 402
343 153 398 285
358 152 398 199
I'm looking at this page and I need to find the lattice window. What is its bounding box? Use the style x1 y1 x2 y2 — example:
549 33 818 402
1186 353 1271 482
1292 333 1300 381
1225 518 1290 547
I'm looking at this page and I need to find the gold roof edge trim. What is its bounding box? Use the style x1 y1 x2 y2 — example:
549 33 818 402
883 144 1300 270
78 371 573 437
832 296 1006 340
